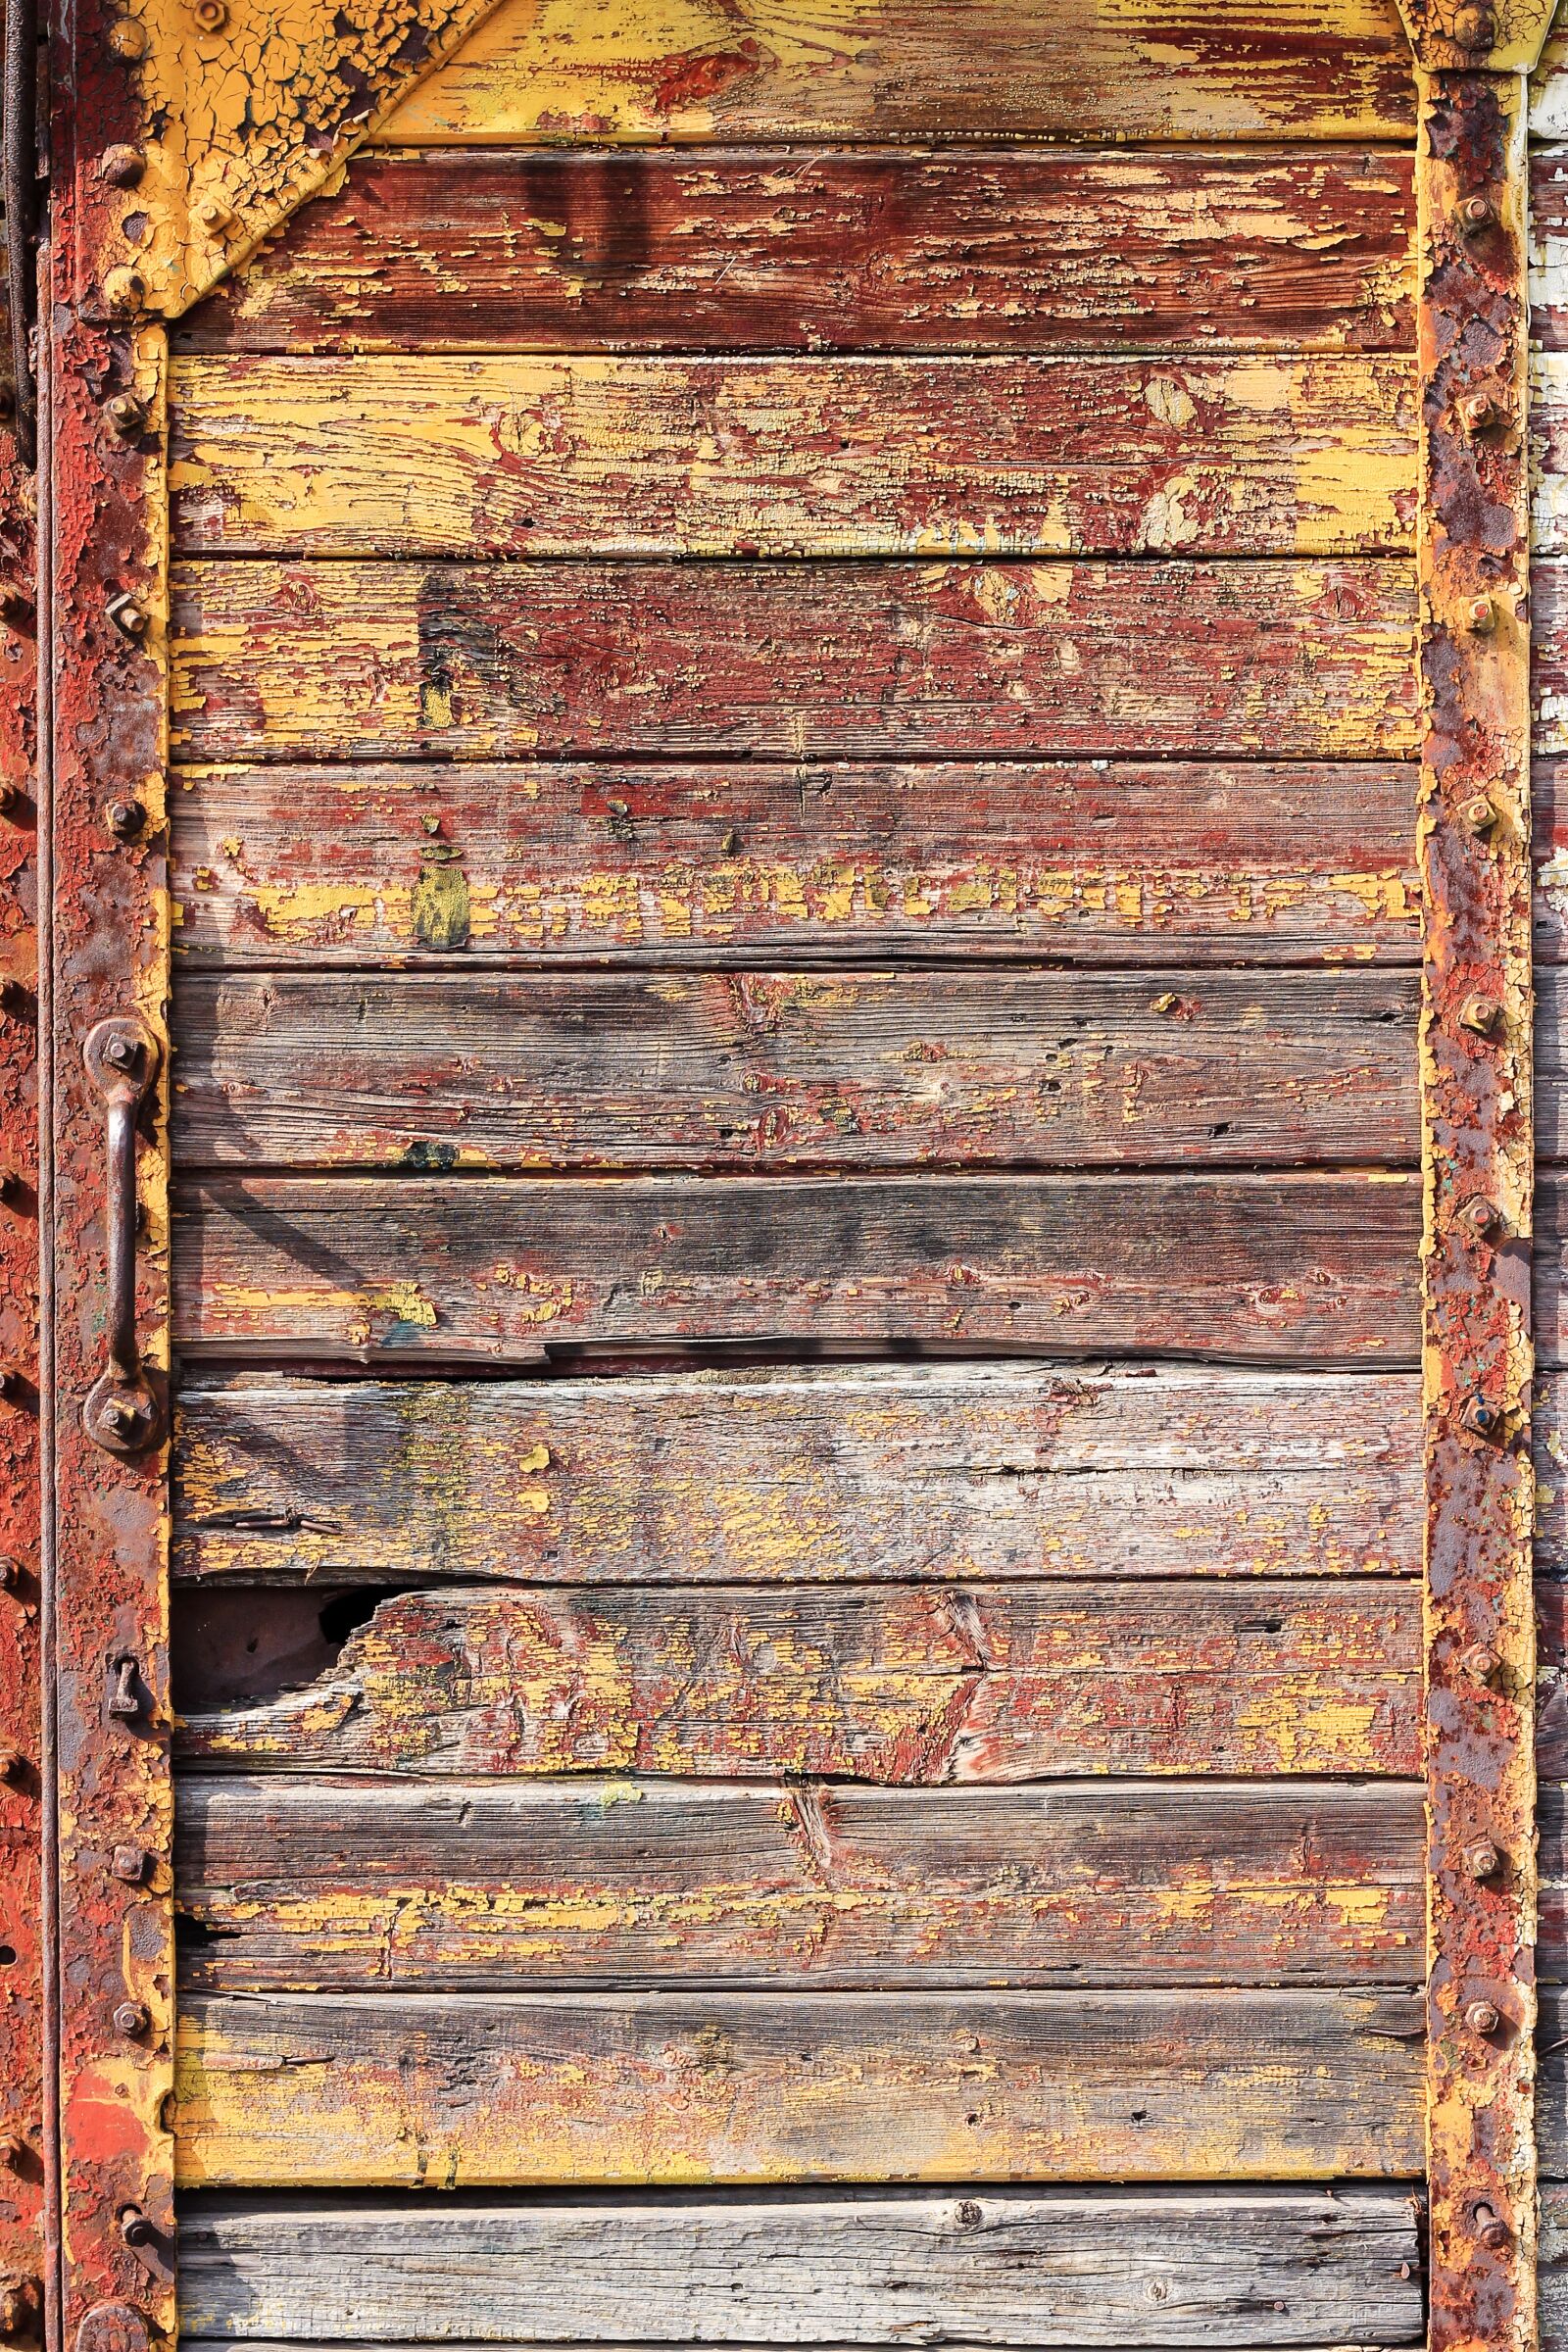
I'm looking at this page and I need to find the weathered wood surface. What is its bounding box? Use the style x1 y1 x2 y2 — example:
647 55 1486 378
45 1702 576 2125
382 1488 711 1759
1541 2184 1568 2346
177 148 1415 359
1522 1177 1568 1367
172 1988 1427 2186
1520 1991 1568 2173
1529 566 1568 757
172 1366 1422 1588
1534 763 1568 965
175 1579 1419 1781
1536 153 1568 351
170 1173 1421 1365
169 760 1422 969
169 562 1420 764
167 356 1415 561
173 1775 1425 1991
174 2185 1427 2344
172 970 1420 1174
369 0 1414 147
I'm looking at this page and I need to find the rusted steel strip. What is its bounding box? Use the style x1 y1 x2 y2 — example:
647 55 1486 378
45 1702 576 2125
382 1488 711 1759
42 5 174 2347
1414 63 1538 2352
0 196 43 2351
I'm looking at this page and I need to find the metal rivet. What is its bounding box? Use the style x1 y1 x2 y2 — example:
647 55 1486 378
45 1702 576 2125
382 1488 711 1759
111 1845 148 1885
1453 1 1497 47
98 143 145 187
1460 1394 1501 1441
0 782 24 821
107 592 149 641
1462 794 1498 835
0 579 32 628
1465 595 1497 634
1473 2203 1512 2251
101 267 147 318
112 2001 149 2037
0 977 32 1019
105 393 147 439
1459 992 1502 1036
0 1557 20 1593
0 1364 24 1402
1457 194 1495 234
0 1749 24 1785
1463 1838 1503 1880
106 15 147 55
1460 1642 1502 1688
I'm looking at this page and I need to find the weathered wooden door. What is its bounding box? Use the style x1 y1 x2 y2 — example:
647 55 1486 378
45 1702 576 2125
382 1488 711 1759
5 2 1566 2351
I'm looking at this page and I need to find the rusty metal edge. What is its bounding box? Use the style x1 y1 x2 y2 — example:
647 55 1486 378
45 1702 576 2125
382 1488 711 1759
36 196 60 2352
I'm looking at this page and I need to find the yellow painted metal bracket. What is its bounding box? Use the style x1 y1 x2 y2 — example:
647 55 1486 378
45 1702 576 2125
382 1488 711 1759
78 0 513 319
1395 0 1555 73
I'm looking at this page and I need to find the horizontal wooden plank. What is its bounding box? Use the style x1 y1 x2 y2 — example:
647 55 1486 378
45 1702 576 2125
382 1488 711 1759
1542 2181 1568 2352
176 1579 1420 1780
169 760 1423 969
1525 1989 1568 2174
369 0 1415 146
167 356 1415 562
1537 153 1568 353
172 1989 1427 2186
1533 566 1568 757
170 1173 1422 1365
175 2184 1426 2344
176 147 1416 359
172 1365 1423 1587
1523 1175 1568 1367
171 969 1420 1175
174 1775 1426 1990
169 562 1420 764
1535 762 1568 964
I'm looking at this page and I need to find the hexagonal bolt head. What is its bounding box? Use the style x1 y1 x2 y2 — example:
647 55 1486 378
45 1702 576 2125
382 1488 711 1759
1474 2207 1512 2251
1459 1195 1502 1241
192 0 228 24
1465 1998 1502 2036
110 1844 149 1885
1458 389 1507 437
1459 1642 1502 1688
105 393 148 439
1465 595 1497 635
1460 1394 1501 1441
104 798 146 841
1462 1838 1502 1881
0 1557 21 1593
106 593 149 641
113 2001 150 2038
1456 194 1495 234
1459 993 1502 1036
1462 794 1498 835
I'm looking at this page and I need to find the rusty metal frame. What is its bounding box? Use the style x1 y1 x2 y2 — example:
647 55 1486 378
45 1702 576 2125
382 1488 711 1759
1404 45 1542 2352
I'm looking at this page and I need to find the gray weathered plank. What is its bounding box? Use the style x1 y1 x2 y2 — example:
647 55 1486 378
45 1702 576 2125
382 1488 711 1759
175 2184 1426 2344
171 1173 1422 1367
171 969 1419 1174
172 1366 1422 1588
173 1775 1426 1991
172 1989 1427 2187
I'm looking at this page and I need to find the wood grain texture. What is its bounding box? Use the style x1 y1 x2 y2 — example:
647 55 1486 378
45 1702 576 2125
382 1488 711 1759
169 760 1423 969
1522 1175 1568 1367
171 969 1420 1175
167 355 1416 561
173 1775 1426 1991
368 0 1415 147
171 1365 1422 1588
172 1988 1427 2186
174 2184 1427 2343
1520 1990 1568 2174
1531 564 1568 757
169 561 1420 764
175 147 1416 359
175 1579 1419 1781
1535 152 1568 351
1534 762 1568 965
169 1172 1421 1366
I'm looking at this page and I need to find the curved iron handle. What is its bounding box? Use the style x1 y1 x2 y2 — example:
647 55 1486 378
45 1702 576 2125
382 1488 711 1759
3 0 37 468
82 1015 162 1454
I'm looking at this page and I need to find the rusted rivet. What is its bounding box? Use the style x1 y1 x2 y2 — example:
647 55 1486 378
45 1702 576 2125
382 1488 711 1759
1457 193 1495 234
107 592 149 641
108 1655 142 1721
0 2136 24 2169
0 1364 24 1402
1459 993 1502 1036
118 2209 155 2251
1463 1838 1503 1880
0 578 32 628
0 1167 19 1205
1462 794 1498 835
105 392 148 439
1460 1394 1501 1441
101 266 147 317
0 781 24 821
1460 1642 1502 1688
1466 1997 1502 2037
105 798 146 841
0 1749 24 1785
0 976 32 1018
1453 1 1497 47
1458 389 1506 438
97 143 145 186
955 2199 983 2229
0 1557 21 1593
106 15 146 55
1473 2202 1511 2251
1459 1195 1502 1241
192 0 228 25
112 2000 149 2037
111 1844 148 1885
1464 595 1497 635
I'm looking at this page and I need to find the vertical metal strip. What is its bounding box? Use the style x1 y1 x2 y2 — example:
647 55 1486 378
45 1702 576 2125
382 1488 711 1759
45 2 173 2338
1418 63 1539 2352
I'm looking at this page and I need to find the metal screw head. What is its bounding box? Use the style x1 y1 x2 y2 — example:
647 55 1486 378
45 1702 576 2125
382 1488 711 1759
1453 1 1497 47
112 2001 149 2037
1465 595 1497 635
97 143 145 187
110 1844 148 1885
104 798 146 841
107 592 149 641
1459 992 1502 1036
1462 794 1498 835
105 393 147 439
1463 1838 1503 1880
1460 1642 1502 1688
1466 1997 1502 2036
101 267 147 317
106 15 147 55
1457 193 1495 234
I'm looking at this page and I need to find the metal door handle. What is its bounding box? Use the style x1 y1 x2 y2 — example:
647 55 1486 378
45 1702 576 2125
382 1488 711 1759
82 1015 162 1454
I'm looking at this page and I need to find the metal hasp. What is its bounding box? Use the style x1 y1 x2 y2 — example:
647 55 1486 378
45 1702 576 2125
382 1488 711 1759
1408 45 1539 2352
